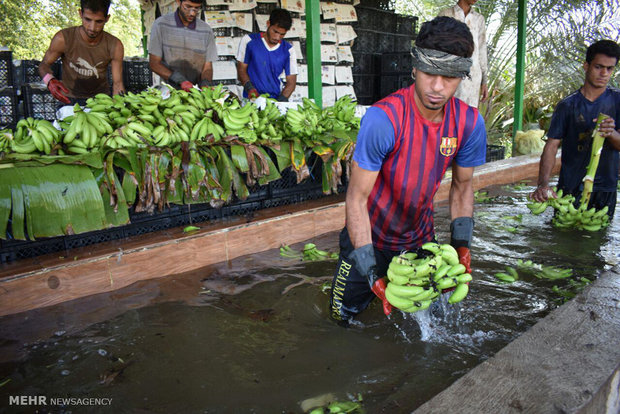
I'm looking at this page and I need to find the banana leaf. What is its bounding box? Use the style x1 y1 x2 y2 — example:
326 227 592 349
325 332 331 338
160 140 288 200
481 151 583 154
290 140 306 170
0 164 107 240
0 177 10 238
1 151 103 169
92 168 130 226
254 146 281 186
167 153 184 204
321 157 344 195
268 142 292 172
200 148 225 206
230 144 250 173
212 146 234 203
184 150 208 202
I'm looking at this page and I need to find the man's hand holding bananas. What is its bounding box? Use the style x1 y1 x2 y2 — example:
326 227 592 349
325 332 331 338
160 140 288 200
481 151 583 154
349 244 393 316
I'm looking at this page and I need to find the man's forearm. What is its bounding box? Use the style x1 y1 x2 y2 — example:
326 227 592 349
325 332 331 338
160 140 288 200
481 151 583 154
449 181 474 220
537 143 558 187
345 200 372 249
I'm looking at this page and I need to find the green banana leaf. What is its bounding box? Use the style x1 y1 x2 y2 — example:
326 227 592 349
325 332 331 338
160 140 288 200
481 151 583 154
268 142 292 172
0 164 108 240
254 146 281 186
290 140 306 170
167 153 184 204
213 146 234 203
92 167 130 226
1 151 104 169
184 150 208 203
0 177 10 238
200 148 224 205
230 144 250 173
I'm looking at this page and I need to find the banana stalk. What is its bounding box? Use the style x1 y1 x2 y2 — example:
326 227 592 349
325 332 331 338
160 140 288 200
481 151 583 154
580 114 606 209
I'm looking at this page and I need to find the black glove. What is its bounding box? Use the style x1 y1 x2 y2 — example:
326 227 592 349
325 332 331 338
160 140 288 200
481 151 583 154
450 217 474 249
244 80 259 99
276 93 288 102
348 244 392 316
168 71 188 88
348 244 378 287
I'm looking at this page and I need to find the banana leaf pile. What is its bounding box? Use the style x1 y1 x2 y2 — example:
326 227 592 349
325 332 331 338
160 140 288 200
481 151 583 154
0 89 359 241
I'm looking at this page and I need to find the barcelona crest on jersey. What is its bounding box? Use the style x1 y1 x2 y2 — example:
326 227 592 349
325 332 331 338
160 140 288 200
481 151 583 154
440 136 457 156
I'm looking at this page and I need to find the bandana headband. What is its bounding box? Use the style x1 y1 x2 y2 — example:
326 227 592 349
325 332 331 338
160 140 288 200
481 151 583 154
411 46 472 78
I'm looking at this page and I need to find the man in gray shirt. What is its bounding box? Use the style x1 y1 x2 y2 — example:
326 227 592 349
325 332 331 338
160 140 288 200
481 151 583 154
149 0 218 91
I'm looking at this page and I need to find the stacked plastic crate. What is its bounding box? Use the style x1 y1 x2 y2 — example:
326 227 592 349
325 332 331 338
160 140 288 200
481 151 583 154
351 0 417 104
0 51 19 130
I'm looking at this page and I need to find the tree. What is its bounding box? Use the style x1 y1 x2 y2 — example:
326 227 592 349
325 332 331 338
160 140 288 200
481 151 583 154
393 0 620 147
0 0 143 60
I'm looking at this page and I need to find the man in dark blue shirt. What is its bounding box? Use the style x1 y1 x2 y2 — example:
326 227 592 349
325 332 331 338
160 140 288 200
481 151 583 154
531 40 620 217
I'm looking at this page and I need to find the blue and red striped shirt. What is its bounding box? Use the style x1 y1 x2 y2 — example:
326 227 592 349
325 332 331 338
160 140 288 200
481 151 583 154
353 84 487 251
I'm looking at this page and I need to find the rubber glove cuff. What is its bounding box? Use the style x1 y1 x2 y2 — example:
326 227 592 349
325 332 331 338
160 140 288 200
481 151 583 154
450 216 474 249
168 71 188 88
276 93 288 102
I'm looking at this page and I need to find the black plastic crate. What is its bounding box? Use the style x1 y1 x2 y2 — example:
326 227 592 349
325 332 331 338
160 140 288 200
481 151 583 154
0 237 66 263
486 144 506 162
0 87 19 129
22 84 57 121
123 215 174 237
169 203 222 227
0 51 14 88
376 10 397 32
262 193 301 209
397 15 417 35
351 29 379 53
392 33 415 52
354 7 376 29
255 2 277 14
270 162 323 198
212 27 231 37
222 200 263 220
353 74 378 100
380 52 413 74
231 27 250 38
64 228 125 250
379 74 412 99
352 52 379 74
123 59 153 93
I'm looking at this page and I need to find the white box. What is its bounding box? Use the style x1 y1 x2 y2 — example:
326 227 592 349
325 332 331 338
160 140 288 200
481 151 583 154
336 45 354 63
322 65 335 85
290 85 308 102
255 14 269 32
213 60 238 80
321 2 338 20
280 0 305 14
215 37 236 56
292 40 303 61
228 0 257 11
320 23 338 43
297 64 308 83
206 0 233 5
335 66 353 83
336 25 357 44
336 85 356 100
285 18 306 39
323 86 336 106
335 4 357 23
203 11 234 28
321 44 338 63
232 12 253 31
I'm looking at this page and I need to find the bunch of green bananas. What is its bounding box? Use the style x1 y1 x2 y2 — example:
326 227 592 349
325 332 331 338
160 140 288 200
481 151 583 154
221 100 259 144
302 243 339 261
514 258 574 280
190 112 225 143
385 242 471 313
279 243 338 261
13 117 61 155
0 129 12 152
527 188 610 231
62 104 113 153
319 95 360 132
254 98 284 144
493 265 519 283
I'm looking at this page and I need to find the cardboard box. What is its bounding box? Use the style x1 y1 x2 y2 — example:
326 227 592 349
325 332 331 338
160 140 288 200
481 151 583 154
213 60 238 80
321 44 338 63
335 4 357 23
206 0 233 5
228 0 257 11
280 0 305 14
203 11 234 28
336 25 357 44
285 18 306 39
320 23 338 43
232 12 253 31
323 86 336 106
321 2 338 20
336 84 356 100
216 37 236 56
336 45 354 63
322 65 335 85
290 84 308 102
335 66 353 83
292 41 303 61
255 14 269 31
297 64 308 83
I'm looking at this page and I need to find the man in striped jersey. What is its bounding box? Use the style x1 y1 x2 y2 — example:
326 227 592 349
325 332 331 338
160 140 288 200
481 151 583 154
330 16 487 323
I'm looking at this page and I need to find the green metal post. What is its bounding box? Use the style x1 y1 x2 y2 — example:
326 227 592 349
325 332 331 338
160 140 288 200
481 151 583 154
512 0 527 152
305 0 322 107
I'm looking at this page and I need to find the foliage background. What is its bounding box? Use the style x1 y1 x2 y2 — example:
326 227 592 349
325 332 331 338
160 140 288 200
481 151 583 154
0 0 144 59
394 0 620 147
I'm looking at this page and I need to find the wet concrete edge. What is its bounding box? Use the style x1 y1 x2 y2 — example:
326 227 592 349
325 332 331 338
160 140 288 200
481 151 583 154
413 266 620 414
